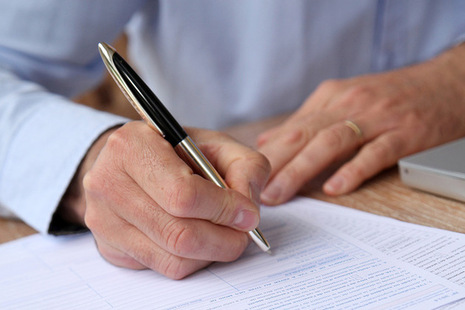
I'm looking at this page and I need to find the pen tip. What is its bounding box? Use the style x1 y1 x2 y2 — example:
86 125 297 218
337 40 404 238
266 249 272 255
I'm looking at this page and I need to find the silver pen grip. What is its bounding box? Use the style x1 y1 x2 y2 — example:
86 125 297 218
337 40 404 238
175 137 227 189
175 137 271 252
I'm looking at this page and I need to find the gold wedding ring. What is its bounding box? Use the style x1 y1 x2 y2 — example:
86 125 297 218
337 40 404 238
344 120 363 139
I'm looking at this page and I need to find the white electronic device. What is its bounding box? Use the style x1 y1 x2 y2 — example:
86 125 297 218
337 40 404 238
398 138 465 202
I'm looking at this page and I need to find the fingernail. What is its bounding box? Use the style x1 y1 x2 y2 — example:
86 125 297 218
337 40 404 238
324 175 345 194
233 210 259 231
260 180 282 205
249 182 261 207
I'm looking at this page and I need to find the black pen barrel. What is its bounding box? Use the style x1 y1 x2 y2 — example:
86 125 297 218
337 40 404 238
112 52 187 146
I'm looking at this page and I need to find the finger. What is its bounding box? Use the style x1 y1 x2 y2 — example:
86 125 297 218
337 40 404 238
258 116 332 180
214 148 270 208
260 120 366 205
255 112 318 148
323 130 407 195
92 224 210 280
105 123 260 231
192 129 271 204
93 237 147 270
84 158 250 262
256 126 280 147
115 180 250 261
153 173 260 231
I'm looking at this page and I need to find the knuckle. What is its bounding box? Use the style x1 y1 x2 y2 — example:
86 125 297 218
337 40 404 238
336 86 374 112
166 177 197 217
344 84 374 101
105 126 129 152
283 126 310 146
159 256 191 280
402 109 427 130
317 79 342 93
164 220 198 256
99 245 145 270
319 126 344 149
82 169 102 195
225 234 250 262
282 165 301 183
245 150 272 176
121 241 181 278
366 138 402 170
377 97 397 110
369 140 393 161
343 161 366 180
211 194 234 225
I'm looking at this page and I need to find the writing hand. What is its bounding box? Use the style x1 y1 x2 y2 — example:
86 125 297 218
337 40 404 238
258 44 465 205
62 121 270 279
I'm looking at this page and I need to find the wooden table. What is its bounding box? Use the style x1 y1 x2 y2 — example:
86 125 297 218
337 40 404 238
2 116 464 244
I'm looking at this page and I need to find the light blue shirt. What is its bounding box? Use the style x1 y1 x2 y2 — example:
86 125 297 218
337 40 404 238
0 0 464 233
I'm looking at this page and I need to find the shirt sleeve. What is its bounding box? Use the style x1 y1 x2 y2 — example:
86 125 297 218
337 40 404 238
0 69 129 233
0 1 145 233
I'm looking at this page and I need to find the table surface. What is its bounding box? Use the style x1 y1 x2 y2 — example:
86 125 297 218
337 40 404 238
2 115 464 245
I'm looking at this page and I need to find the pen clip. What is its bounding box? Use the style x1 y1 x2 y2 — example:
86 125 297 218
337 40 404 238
98 42 165 137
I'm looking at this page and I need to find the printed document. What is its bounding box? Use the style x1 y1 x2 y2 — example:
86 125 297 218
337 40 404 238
1 197 465 309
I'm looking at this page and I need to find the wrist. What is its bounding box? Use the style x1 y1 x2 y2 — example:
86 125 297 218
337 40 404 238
52 127 118 230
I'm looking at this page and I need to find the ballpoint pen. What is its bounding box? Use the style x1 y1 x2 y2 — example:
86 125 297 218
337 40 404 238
98 42 271 253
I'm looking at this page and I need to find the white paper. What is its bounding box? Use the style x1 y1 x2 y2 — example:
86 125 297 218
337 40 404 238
1 197 465 309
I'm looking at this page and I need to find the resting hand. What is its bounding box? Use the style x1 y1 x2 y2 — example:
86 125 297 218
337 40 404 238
258 44 465 205
61 121 270 279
